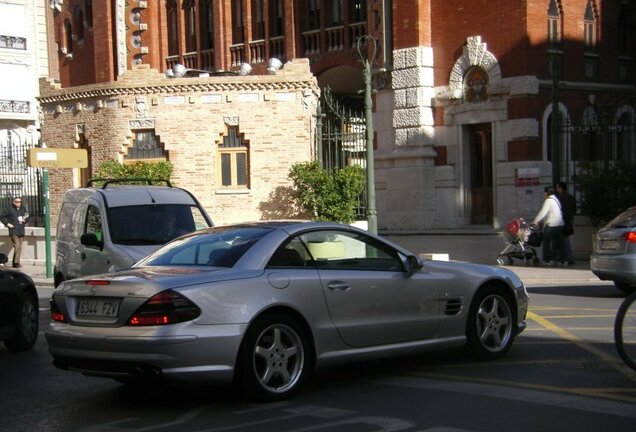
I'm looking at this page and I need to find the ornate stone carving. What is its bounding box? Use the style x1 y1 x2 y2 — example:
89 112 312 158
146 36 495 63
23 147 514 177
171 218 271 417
129 119 155 129
135 96 148 118
442 36 503 103
224 116 239 126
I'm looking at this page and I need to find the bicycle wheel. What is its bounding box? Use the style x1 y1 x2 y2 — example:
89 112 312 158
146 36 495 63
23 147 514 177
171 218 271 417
614 291 636 371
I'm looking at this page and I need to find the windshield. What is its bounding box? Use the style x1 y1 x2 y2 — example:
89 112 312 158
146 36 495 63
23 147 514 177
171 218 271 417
107 204 210 245
135 226 274 267
606 208 636 229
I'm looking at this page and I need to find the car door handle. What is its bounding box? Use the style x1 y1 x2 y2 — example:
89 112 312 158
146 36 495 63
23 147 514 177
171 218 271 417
327 281 350 291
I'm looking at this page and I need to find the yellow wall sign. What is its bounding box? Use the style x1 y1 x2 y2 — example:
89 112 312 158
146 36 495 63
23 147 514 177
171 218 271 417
27 148 88 168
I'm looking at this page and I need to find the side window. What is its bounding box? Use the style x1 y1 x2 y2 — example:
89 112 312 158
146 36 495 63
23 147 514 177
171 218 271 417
298 230 403 271
85 205 103 241
268 238 309 268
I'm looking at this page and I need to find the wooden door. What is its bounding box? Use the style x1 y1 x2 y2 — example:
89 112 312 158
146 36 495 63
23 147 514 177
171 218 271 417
469 124 493 225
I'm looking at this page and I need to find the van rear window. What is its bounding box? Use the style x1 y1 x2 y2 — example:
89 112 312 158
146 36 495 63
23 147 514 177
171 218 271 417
107 204 209 245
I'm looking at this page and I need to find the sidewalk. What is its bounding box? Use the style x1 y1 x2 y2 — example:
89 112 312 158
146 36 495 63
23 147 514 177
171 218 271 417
15 232 611 303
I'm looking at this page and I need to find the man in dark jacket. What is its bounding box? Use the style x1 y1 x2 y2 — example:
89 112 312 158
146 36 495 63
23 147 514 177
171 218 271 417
556 182 576 266
1 196 28 268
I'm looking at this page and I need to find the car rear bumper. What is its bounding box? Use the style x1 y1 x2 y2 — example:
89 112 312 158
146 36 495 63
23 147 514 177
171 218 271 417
590 254 636 283
45 321 246 383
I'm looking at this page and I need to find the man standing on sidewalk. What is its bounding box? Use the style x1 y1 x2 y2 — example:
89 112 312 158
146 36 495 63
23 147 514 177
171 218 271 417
1 196 29 268
556 181 576 266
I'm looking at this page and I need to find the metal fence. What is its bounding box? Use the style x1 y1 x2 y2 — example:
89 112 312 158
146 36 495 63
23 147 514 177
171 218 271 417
0 139 44 227
315 87 367 220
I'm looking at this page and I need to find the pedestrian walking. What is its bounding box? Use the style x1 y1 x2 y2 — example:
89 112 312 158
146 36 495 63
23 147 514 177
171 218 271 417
1 196 29 268
532 186 565 266
555 181 576 266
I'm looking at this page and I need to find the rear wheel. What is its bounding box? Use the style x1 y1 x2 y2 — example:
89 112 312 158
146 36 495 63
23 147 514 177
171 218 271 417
4 291 39 352
237 314 309 401
466 286 515 359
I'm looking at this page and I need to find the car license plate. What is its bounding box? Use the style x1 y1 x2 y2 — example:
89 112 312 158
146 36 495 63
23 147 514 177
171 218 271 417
76 298 120 317
600 240 619 250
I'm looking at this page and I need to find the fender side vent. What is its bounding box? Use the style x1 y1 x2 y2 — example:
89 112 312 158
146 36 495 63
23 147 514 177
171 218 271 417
445 298 463 316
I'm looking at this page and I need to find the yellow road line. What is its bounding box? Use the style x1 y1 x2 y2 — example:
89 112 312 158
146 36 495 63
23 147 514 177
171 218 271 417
527 311 636 383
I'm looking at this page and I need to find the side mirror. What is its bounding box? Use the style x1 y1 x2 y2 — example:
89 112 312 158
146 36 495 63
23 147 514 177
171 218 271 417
405 254 423 276
81 232 104 250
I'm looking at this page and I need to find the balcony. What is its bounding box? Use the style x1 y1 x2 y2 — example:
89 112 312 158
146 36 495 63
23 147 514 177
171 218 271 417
301 21 367 57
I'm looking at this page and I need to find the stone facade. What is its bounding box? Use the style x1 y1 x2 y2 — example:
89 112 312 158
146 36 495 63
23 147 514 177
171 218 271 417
39 59 320 227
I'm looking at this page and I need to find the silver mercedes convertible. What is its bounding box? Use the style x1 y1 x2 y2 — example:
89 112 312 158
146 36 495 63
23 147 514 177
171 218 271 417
46 221 528 400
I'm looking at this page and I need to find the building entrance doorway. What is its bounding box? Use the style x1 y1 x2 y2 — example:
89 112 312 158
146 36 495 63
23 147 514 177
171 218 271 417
468 123 493 225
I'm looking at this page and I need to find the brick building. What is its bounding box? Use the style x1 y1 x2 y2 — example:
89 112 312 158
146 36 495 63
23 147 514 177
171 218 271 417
42 0 635 231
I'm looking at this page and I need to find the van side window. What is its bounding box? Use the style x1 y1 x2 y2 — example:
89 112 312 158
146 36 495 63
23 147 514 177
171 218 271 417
85 206 103 241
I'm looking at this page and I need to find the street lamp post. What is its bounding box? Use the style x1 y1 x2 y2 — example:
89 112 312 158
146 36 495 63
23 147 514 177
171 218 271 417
550 52 561 185
356 35 378 234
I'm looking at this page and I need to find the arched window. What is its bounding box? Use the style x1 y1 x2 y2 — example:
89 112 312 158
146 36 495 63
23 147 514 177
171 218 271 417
584 0 597 51
74 7 84 42
199 0 214 50
583 1 599 80
184 0 196 53
217 126 249 189
166 0 179 56
547 0 561 49
64 19 73 54
85 0 93 28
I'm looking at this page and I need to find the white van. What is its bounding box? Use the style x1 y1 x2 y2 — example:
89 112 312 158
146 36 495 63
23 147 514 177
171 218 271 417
54 179 213 287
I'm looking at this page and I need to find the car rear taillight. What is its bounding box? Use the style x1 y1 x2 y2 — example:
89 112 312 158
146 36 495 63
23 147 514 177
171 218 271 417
623 232 636 243
127 290 200 326
50 299 66 323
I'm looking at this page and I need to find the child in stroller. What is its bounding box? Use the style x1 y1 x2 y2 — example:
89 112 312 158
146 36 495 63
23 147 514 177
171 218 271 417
496 217 541 266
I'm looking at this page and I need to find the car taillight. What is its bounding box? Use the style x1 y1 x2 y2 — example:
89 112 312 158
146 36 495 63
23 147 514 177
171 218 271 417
127 290 200 326
50 299 66 323
623 232 636 243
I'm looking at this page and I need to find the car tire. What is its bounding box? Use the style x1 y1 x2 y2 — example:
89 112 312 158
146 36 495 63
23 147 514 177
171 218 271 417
4 291 39 352
54 272 65 288
237 313 309 401
466 286 515 360
614 282 636 294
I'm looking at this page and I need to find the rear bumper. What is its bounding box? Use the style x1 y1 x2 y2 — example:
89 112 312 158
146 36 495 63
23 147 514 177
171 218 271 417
45 321 246 383
590 255 636 283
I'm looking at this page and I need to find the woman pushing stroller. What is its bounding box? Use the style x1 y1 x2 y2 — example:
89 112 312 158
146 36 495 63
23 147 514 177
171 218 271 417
531 186 566 266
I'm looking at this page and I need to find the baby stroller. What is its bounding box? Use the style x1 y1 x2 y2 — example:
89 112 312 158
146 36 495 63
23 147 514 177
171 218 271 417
496 217 541 266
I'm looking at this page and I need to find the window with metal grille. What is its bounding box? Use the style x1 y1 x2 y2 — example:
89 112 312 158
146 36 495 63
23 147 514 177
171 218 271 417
126 130 166 160
217 126 249 189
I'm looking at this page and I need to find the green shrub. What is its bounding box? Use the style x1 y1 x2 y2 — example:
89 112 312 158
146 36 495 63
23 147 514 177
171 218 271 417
573 162 636 227
93 160 173 185
288 161 366 224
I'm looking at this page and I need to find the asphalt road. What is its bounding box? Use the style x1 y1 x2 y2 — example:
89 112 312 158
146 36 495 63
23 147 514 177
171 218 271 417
1 284 634 432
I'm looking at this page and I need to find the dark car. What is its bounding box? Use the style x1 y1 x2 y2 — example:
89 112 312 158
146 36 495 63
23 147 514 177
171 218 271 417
0 253 39 352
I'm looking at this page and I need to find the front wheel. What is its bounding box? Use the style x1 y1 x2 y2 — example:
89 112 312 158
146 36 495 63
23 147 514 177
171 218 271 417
4 291 39 352
615 291 636 371
466 286 515 360
237 314 310 401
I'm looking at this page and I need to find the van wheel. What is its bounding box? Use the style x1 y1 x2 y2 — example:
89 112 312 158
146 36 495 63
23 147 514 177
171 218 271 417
54 273 65 288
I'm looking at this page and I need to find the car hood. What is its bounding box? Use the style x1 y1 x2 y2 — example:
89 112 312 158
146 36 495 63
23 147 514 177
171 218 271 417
56 266 264 298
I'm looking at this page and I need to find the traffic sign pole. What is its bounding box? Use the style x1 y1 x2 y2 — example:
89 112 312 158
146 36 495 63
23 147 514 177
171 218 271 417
42 168 52 278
